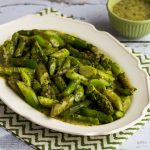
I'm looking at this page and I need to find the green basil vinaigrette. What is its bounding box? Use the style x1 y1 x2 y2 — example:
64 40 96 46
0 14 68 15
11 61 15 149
113 0 150 21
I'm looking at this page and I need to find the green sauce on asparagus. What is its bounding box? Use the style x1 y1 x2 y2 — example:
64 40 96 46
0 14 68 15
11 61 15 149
0 29 136 126
113 0 150 21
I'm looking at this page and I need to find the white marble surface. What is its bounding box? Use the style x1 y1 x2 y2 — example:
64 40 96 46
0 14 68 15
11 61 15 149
0 0 150 150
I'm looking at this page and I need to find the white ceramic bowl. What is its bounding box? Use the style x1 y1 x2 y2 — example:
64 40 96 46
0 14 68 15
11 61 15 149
0 13 150 136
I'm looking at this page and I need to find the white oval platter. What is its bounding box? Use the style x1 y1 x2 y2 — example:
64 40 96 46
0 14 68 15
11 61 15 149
0 13 150 135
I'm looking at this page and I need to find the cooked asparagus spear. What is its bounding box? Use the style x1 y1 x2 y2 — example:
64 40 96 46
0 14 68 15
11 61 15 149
49 57 57 76
118 73 136 93
54 75 67 92
80 108 113 123
17 81 39 108
79 65 115 81
34 41 48 63
50 95 75 117
36 63 50 85
57 57 71 75
14 36 27 57
51 48 70 58
104 89 123 111
62 80 79 96
10 58 37 69
61 100 91 117
87 85 114 115
74 85 84 102
38 96 57 107
71 114 99 125
66 69 88 85
61 33 88 50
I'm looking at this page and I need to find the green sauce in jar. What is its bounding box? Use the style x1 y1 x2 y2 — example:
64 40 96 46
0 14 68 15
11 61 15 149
113 0 150 21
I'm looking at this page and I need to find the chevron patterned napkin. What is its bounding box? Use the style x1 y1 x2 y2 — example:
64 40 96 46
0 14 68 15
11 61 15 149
0 8 150 150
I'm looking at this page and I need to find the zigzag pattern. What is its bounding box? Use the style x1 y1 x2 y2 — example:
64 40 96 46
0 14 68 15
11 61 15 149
36 7 70 19
0 8 150 150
